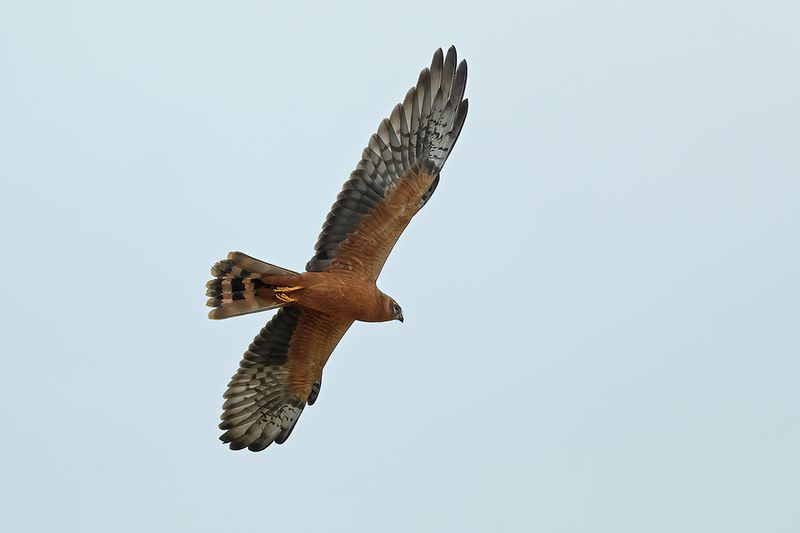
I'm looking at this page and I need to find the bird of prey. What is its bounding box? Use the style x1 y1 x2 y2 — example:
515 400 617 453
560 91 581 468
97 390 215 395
206 46 468 451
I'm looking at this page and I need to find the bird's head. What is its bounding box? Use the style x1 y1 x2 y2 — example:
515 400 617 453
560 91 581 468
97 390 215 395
390 299 404 323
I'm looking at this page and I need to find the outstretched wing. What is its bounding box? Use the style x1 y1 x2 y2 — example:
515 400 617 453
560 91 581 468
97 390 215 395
306 46 469 280
219 306 352 451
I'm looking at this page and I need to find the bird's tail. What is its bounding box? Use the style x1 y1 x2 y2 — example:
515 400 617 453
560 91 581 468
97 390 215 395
206 252 300 320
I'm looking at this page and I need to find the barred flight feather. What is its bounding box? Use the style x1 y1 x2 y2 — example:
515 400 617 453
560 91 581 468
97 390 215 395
206 252 299 320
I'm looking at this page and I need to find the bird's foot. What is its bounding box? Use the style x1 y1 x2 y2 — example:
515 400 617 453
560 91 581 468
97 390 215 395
274 286 302 304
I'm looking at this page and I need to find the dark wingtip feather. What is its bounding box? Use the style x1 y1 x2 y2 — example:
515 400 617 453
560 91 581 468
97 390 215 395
452 98 469 140
451 60 467 103
430 47 444 85
248 439 273 452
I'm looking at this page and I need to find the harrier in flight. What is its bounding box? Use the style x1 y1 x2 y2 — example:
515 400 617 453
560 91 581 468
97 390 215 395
206 47 468 451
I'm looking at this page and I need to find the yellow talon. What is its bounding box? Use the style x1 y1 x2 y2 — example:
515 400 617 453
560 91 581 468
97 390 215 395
275 292 295 303
275 286 302 292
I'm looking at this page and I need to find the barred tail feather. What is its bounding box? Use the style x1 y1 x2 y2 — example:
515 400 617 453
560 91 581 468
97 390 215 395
206 252 299 320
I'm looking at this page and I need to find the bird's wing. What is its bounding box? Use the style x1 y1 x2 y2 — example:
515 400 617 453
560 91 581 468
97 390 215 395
219 306 352 451
306 46 468 280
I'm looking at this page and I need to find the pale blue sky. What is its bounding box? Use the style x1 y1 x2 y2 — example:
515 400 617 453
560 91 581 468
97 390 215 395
1 1 799 532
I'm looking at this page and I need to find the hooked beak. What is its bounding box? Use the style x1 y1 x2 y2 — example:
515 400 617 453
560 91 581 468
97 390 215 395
397 311 404 323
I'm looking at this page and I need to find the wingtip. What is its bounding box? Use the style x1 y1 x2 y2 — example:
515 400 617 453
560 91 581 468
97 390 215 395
445 45 458 67
417 66 431 86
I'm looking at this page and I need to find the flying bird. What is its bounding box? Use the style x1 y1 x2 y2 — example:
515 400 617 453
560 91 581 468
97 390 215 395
206 46 468 451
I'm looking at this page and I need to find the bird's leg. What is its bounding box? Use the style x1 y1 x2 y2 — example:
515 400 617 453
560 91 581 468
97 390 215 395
273 286 302 304
274 293 295 303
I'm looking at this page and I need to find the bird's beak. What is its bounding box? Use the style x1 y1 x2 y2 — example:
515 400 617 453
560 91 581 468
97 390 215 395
397 312 404 323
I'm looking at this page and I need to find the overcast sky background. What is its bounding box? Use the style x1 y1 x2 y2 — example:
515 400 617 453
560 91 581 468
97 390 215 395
2 1 799 532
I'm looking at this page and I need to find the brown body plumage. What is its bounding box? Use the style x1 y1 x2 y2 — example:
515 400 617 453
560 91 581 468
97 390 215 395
206 47 468 451
262 272 399 323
